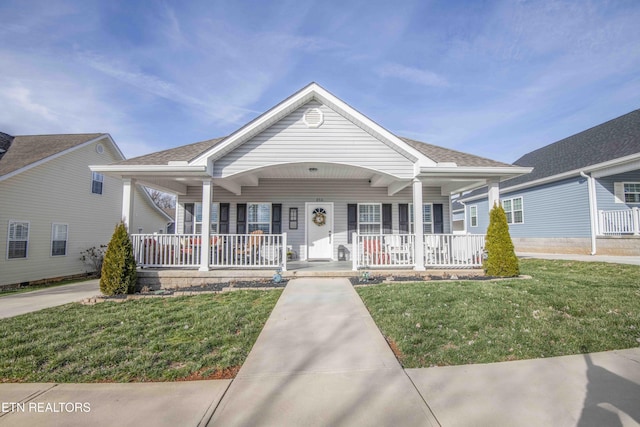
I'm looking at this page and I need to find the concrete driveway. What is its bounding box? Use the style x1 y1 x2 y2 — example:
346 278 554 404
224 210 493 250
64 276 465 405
0 279 101 319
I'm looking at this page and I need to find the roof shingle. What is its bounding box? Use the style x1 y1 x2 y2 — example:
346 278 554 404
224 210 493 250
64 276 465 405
504 109 640 188
0 133 106 177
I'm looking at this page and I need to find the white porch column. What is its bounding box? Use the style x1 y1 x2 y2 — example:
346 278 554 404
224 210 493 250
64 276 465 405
413 178 425 271
122 178 135 231
199 179 213 272
487 179 500 211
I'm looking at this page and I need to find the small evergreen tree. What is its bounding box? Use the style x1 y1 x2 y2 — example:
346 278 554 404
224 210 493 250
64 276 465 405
100 223 137 295
483 203 519 277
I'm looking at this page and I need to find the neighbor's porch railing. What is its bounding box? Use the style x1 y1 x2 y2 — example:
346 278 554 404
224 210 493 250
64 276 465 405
131 233 287 269
352 233 485 270
598 208 640 235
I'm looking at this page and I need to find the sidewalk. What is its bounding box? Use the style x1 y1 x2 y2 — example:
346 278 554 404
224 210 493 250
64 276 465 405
208 277 439 426
0 280 101 319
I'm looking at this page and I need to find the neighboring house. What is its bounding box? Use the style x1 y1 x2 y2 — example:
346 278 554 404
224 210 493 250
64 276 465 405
0 132 172 287
93 83 530 272
450 199 466 234
460 109 640 256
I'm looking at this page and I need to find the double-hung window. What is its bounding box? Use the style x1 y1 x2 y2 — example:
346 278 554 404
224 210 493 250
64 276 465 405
248 203 271 233
91 172 104 195
8 221 29 259
358 203 381 235
470 206 478 227
409 203 434 234
502 197 524 224
51 223 68 256
623 183 640 203
193 203 220 233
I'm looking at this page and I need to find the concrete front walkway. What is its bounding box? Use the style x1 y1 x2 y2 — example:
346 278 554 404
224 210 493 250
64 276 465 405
208 278 439 426
0 280 100 319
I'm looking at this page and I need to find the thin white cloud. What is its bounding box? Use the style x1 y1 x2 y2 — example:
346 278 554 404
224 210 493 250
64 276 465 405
377 63 449 88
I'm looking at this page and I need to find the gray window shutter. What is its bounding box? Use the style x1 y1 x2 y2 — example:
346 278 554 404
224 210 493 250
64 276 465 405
614 182 625 204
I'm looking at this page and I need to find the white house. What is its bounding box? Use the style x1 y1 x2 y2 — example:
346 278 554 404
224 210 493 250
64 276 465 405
92 83 531 272
0 132 171 287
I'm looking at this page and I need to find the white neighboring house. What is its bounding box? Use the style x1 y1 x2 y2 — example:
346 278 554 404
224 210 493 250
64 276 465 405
0 132 172 287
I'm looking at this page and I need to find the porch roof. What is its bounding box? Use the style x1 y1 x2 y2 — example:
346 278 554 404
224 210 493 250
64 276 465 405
91 83 530 196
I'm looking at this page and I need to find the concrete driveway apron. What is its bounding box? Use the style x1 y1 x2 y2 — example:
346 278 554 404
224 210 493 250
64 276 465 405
208 277 439 426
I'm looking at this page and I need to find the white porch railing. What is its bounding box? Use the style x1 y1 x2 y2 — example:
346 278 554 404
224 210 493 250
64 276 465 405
424 234 485 268
353 234 416 268
598 209 640 235
131 233 287 269
352 233 485 270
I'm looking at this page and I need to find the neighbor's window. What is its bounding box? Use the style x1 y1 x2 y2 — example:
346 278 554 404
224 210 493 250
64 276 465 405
8 221 29 259
470 206 478 227
91 172 104 195
624 183 640 203
194 203 220 233
502 197 524 224
248 203 271 233
409 203 434 234
358 203 381 234
51 223 68 256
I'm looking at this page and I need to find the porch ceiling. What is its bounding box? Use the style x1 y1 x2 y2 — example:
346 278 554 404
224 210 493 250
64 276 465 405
213 162 410 196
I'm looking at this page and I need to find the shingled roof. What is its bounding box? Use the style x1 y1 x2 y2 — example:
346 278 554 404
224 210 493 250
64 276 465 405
400 137 513 167
0 133 106 177
504 109 640 188
0 132 13 162
113 137 226 165
110 135 511 168
461 108 640 201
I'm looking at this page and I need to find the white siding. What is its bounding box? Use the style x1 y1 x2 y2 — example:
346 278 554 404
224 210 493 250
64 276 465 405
0 139 167 286
176 179 450 261
214 100 415 179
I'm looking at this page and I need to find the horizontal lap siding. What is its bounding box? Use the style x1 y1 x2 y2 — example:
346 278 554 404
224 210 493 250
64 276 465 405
0 140 167 286
214 101 414 179
466 177 591 238
1 141 119 286
177 179 449 260
596 170 640 211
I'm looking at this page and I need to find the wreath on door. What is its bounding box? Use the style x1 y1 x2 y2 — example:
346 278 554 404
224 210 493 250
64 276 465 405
312 207 327 226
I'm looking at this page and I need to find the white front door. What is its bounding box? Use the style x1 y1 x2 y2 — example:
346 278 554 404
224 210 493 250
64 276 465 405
306 203 333 260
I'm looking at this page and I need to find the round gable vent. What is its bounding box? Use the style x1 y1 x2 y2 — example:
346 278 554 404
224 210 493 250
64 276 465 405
303 108 324 128
96 143 104 154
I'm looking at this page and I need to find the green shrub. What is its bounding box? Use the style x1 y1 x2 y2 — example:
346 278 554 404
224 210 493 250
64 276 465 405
483 203 519 277
100 223 137 295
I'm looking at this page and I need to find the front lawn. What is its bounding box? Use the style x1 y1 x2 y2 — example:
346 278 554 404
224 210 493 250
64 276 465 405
0 290 281 382
357 259 640 367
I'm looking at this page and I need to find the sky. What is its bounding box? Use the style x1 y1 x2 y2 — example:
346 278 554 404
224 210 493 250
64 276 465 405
1 0 639 164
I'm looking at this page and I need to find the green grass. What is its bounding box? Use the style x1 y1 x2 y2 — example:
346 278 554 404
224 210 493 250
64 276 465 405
0 290 281 382
357 259 640 367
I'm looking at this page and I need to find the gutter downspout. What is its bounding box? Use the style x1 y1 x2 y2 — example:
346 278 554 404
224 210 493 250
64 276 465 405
580 171 597 255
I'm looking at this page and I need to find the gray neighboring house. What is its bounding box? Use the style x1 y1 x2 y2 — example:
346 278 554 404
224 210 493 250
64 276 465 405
0 132 171 287
93 83 531 272
459 109 640 255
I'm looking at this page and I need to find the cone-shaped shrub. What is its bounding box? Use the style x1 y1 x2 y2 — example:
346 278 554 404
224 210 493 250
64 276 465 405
100 222 137 295
483 203 519 277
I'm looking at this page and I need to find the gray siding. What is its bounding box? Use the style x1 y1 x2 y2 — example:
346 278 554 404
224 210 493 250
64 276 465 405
465 177 591 238
214 100 414 179
176 179 450 260
596 170 640 211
